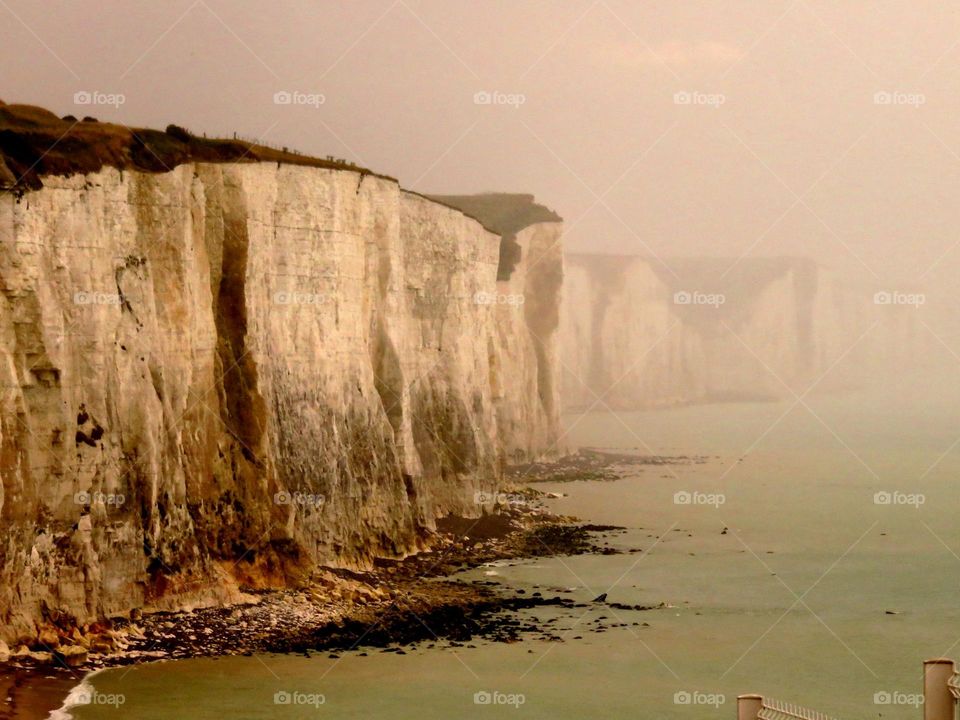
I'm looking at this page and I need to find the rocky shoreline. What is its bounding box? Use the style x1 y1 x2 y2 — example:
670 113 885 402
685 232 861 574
0 450 674 718
0 511 635 718
507 447 709 483
5 516 622 667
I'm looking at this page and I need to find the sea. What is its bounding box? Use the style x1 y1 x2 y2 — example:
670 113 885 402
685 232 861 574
56 377 960 719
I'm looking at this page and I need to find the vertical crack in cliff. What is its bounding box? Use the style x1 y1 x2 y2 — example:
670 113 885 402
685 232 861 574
411 388 477 481
523 232 563 422
371 249 405 440
586 257 629 397
198 177 273 566
215 201 266 462
373 326 404 438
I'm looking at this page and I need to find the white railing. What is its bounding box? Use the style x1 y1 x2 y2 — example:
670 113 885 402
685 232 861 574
946 668 960 700
758 698 839 720
741 657 960 720
737 695 838 720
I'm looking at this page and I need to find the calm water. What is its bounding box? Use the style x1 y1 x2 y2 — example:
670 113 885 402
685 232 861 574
62 382 960 719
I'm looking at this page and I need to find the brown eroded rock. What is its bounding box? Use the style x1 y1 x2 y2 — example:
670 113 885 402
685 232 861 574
53 645 88 667
35 627 59 650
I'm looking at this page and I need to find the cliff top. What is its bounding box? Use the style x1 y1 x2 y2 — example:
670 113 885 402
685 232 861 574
427 193 562 280
0 102 563 279
426 193 562 236
0 100 392 192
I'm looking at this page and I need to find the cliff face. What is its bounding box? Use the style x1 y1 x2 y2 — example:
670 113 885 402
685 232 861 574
490 222 564 460
0 165 563 641
562 254 927 410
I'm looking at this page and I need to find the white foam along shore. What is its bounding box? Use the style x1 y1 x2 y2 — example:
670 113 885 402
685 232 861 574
48 668 119 720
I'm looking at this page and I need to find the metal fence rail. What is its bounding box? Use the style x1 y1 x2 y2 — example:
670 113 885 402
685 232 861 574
737 694 839 720
741 658 960 720
757 698 839 720
946 670 960 700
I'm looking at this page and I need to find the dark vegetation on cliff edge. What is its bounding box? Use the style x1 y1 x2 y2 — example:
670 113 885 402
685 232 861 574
0 100 390 192
428 193 563 280
0 102 562 281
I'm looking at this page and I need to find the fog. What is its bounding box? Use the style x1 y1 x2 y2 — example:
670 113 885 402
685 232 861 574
6 4 960 716
3 0 959 387
2 4 958 261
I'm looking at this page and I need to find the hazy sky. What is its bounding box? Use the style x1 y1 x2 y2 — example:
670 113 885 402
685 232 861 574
4 0 960 289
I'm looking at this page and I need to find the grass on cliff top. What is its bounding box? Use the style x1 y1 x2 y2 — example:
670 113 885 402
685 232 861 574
0 101 390 192
426 193 561 237
427 193 562 280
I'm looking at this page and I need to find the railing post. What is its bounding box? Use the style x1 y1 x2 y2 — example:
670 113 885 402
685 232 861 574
924 658 956 720
737 694 763 720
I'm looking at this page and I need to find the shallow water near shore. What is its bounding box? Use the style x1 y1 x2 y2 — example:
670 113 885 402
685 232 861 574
61 380 960 719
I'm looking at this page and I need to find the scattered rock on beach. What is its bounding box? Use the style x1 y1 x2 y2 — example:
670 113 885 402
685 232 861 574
53 646 88 668
1 504 633 673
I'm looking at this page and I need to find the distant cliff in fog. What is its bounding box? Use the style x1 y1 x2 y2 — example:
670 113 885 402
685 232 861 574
561 254 930 410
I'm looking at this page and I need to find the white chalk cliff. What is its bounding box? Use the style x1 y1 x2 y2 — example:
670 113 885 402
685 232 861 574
561 254 929 410
0 165 562 641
